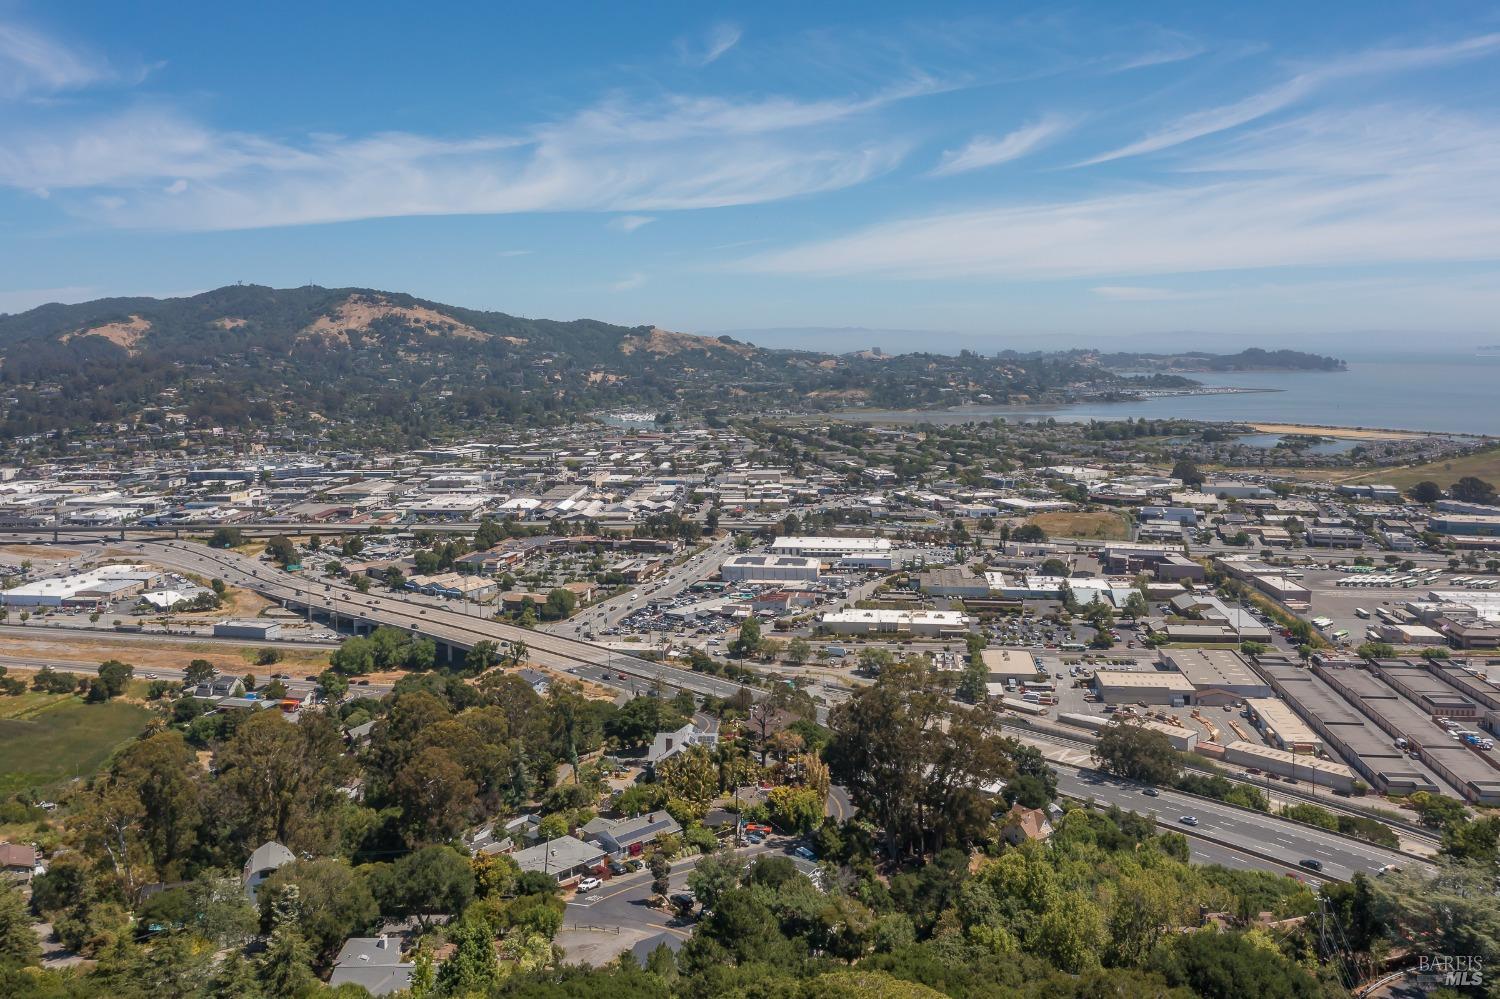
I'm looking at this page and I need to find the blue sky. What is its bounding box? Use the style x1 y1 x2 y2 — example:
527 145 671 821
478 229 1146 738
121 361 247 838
2 1 1499 350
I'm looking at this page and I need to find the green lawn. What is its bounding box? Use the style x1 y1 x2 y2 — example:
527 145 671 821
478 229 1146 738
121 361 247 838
0 695 153 797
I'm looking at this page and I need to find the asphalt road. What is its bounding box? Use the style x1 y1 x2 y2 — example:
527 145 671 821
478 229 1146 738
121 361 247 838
82 537 763 707
564 835 820 933
1056 766 1415 881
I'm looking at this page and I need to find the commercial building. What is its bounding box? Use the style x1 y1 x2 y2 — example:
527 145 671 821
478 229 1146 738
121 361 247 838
1315 662 1500 805
213 620 284 641
1372 623 1446 647
819 608 969 637
1091 669 1196 706
0 564 162 608
1256 658 1441 797
1220 742 1357 793
1427 514 1500 538
1100 542 1185 573
769 536 892 559
1155 554 1206 583
1304 526 1365 548
980 649 1042 684
1140 506 1199 526
917 568 990 599
1367 660 1480 720
1244 698 1322 753
1161 649 1273 703
719 554 821 583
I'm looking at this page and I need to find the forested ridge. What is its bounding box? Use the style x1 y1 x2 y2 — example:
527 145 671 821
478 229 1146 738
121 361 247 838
0 285 1331 444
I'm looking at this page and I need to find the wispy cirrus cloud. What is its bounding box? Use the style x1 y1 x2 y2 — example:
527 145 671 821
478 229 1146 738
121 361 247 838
609 214 656 232
0 78 935 229
1113 41 1206 72
741 105 1500 281
610 272 648 291
1080 30 1500 164
0 20 112 99
930 114 1073 176
677 23 742 67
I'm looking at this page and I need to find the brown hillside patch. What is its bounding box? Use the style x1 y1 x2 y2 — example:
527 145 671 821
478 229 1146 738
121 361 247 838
619 327 756 358
300 293 495 345
212 316 249 330
61 315 152 354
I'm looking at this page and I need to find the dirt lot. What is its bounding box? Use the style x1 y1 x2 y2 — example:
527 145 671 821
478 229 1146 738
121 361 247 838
1342 445 1500 490
0 544 83 561
1026 511 1132 541
0 633 331 675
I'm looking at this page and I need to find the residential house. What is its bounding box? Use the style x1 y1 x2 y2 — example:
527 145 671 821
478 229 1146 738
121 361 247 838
645 722 718 767
580 812 682 858
328 935 414 997
242 841 295 901
0 842 39 884
999 803 1053 846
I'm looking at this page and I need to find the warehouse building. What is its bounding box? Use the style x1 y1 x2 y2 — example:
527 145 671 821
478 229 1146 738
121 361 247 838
818 609 969 637
980 649 1043 684
1220 742 1357 793
770 536 892 559
1427 513 1500 537
1100 542 1185 573
0 564 162 608
1244 698 1321 753
1315 662 1500 805
1155 554 1206 583
1256 658 1441 796
917 568 990 599
1372 623 1447 647
214 620 284 641
1367 660 1480 720
719 554 821 583
1304 526 1365 548
1091 669 1196 706
1161 649 1272 703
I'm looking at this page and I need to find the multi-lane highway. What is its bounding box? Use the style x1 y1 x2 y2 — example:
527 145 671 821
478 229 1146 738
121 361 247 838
103 537 761 706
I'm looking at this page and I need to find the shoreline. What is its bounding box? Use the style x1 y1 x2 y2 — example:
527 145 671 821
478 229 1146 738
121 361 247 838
1243 423 1431 441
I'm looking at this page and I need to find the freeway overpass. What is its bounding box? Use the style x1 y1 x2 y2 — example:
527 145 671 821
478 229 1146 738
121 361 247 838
98 537 761 707
0 521 492 542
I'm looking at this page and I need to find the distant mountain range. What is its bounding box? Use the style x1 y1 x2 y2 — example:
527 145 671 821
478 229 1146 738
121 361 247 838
0 285 1343 446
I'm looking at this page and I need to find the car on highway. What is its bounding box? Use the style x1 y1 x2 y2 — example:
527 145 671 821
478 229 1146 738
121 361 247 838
1298 859 1323 872
576 876 602 893
1142 787 1159 797
1178 815 1199 827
